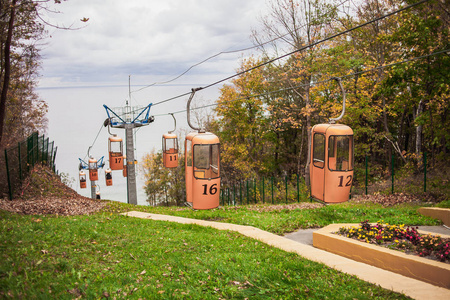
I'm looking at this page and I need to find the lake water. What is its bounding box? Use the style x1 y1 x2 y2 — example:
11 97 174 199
38 85 219 206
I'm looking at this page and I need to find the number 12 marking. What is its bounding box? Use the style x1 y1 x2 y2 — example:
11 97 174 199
338 175 353 187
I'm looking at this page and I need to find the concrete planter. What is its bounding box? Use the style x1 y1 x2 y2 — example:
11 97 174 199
313 224 450 289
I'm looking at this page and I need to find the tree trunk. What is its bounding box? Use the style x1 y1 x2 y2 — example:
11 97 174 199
0 0 17 146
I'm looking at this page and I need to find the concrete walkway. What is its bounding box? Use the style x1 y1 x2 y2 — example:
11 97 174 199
121 211 450 300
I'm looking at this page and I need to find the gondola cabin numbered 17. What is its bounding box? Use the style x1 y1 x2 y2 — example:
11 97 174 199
108 135 123 170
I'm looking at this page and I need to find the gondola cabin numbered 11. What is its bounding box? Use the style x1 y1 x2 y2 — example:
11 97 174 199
163 133 178 168
310 124 354 203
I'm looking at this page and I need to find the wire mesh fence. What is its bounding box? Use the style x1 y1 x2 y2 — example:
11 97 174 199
0 132 58 200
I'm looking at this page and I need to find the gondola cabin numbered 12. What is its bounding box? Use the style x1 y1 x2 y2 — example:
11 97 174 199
310 123 354 203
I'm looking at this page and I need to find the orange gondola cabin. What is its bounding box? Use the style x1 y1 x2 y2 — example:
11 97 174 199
108 135 123 170
79 170 87 189
105 168 113 186
163 133 178 168
185 131 221 210
122 155 127 177
310 124 354 203
88 157 99 181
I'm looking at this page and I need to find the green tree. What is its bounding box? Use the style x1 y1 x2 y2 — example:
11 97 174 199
0 0 84 148
212 57 274 183
252 0 340 184
141 149 186 207
1 0 48 147
380 0 449 162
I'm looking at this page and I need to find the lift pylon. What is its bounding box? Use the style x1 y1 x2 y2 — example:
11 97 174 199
103 100 154 205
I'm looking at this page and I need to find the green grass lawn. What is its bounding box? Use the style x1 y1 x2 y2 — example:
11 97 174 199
104 200 443 235
1 209 412 299
0 200 443 299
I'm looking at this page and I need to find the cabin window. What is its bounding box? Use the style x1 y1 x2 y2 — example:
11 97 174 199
193 144 220 179
313 133 325 168
186 140 192 167
110 141 122 153
164 138 177 151
328 135 353 171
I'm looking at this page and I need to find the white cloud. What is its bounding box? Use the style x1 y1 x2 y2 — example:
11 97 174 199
39 0 266 88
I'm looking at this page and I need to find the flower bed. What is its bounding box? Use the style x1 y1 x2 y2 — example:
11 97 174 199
313 223 450 288
335 220 450 263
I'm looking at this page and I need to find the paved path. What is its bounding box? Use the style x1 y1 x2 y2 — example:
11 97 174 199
121 211 450 300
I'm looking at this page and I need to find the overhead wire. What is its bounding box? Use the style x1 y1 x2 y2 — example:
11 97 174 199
98 0 433 145
152 47 448 117
83 123 104 160
131 0 352 94
150 0 429 108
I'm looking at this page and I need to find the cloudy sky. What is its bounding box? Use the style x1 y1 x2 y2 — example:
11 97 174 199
39 0 269 90
35 0 278 202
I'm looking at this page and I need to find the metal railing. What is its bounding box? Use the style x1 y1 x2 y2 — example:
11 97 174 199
0 132 58 200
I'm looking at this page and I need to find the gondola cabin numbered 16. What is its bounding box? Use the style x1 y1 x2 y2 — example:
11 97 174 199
185 132 220 210
310 124 354 203
88 157 99 181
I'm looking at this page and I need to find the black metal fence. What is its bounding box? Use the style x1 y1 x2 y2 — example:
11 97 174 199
0 132 58 200
219 152 433 206
220 174 309 206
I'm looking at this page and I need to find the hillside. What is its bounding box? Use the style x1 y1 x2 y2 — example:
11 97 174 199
0 165 105 215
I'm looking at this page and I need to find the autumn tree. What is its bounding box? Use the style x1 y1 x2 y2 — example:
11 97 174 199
379 0 449 163
211 57 275 183
0 0 75 148
251 0 340 183
141 148 186 207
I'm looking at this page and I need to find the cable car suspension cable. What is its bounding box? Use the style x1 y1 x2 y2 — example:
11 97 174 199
131 0 351 94
152 46 447 118
150 0 429 108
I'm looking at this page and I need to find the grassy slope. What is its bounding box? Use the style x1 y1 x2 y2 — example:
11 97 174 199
0 209 411 299
1 165 447 299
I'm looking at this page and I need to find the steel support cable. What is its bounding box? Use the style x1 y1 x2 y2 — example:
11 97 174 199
131 0 352 94
83 123 104 160
152 47 448 117
150 0 429 108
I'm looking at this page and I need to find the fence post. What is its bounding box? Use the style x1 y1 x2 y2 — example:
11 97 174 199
391 154 394 194
365 155 368 195
254 178 256 204
271 176 274 204
5 149 13 200
233 184 236 206
262 177 265 204
285 176 288 204
246 180 249 205
18 142 22 181
239 181 242 205
424 152 427 193
53 146 58 171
